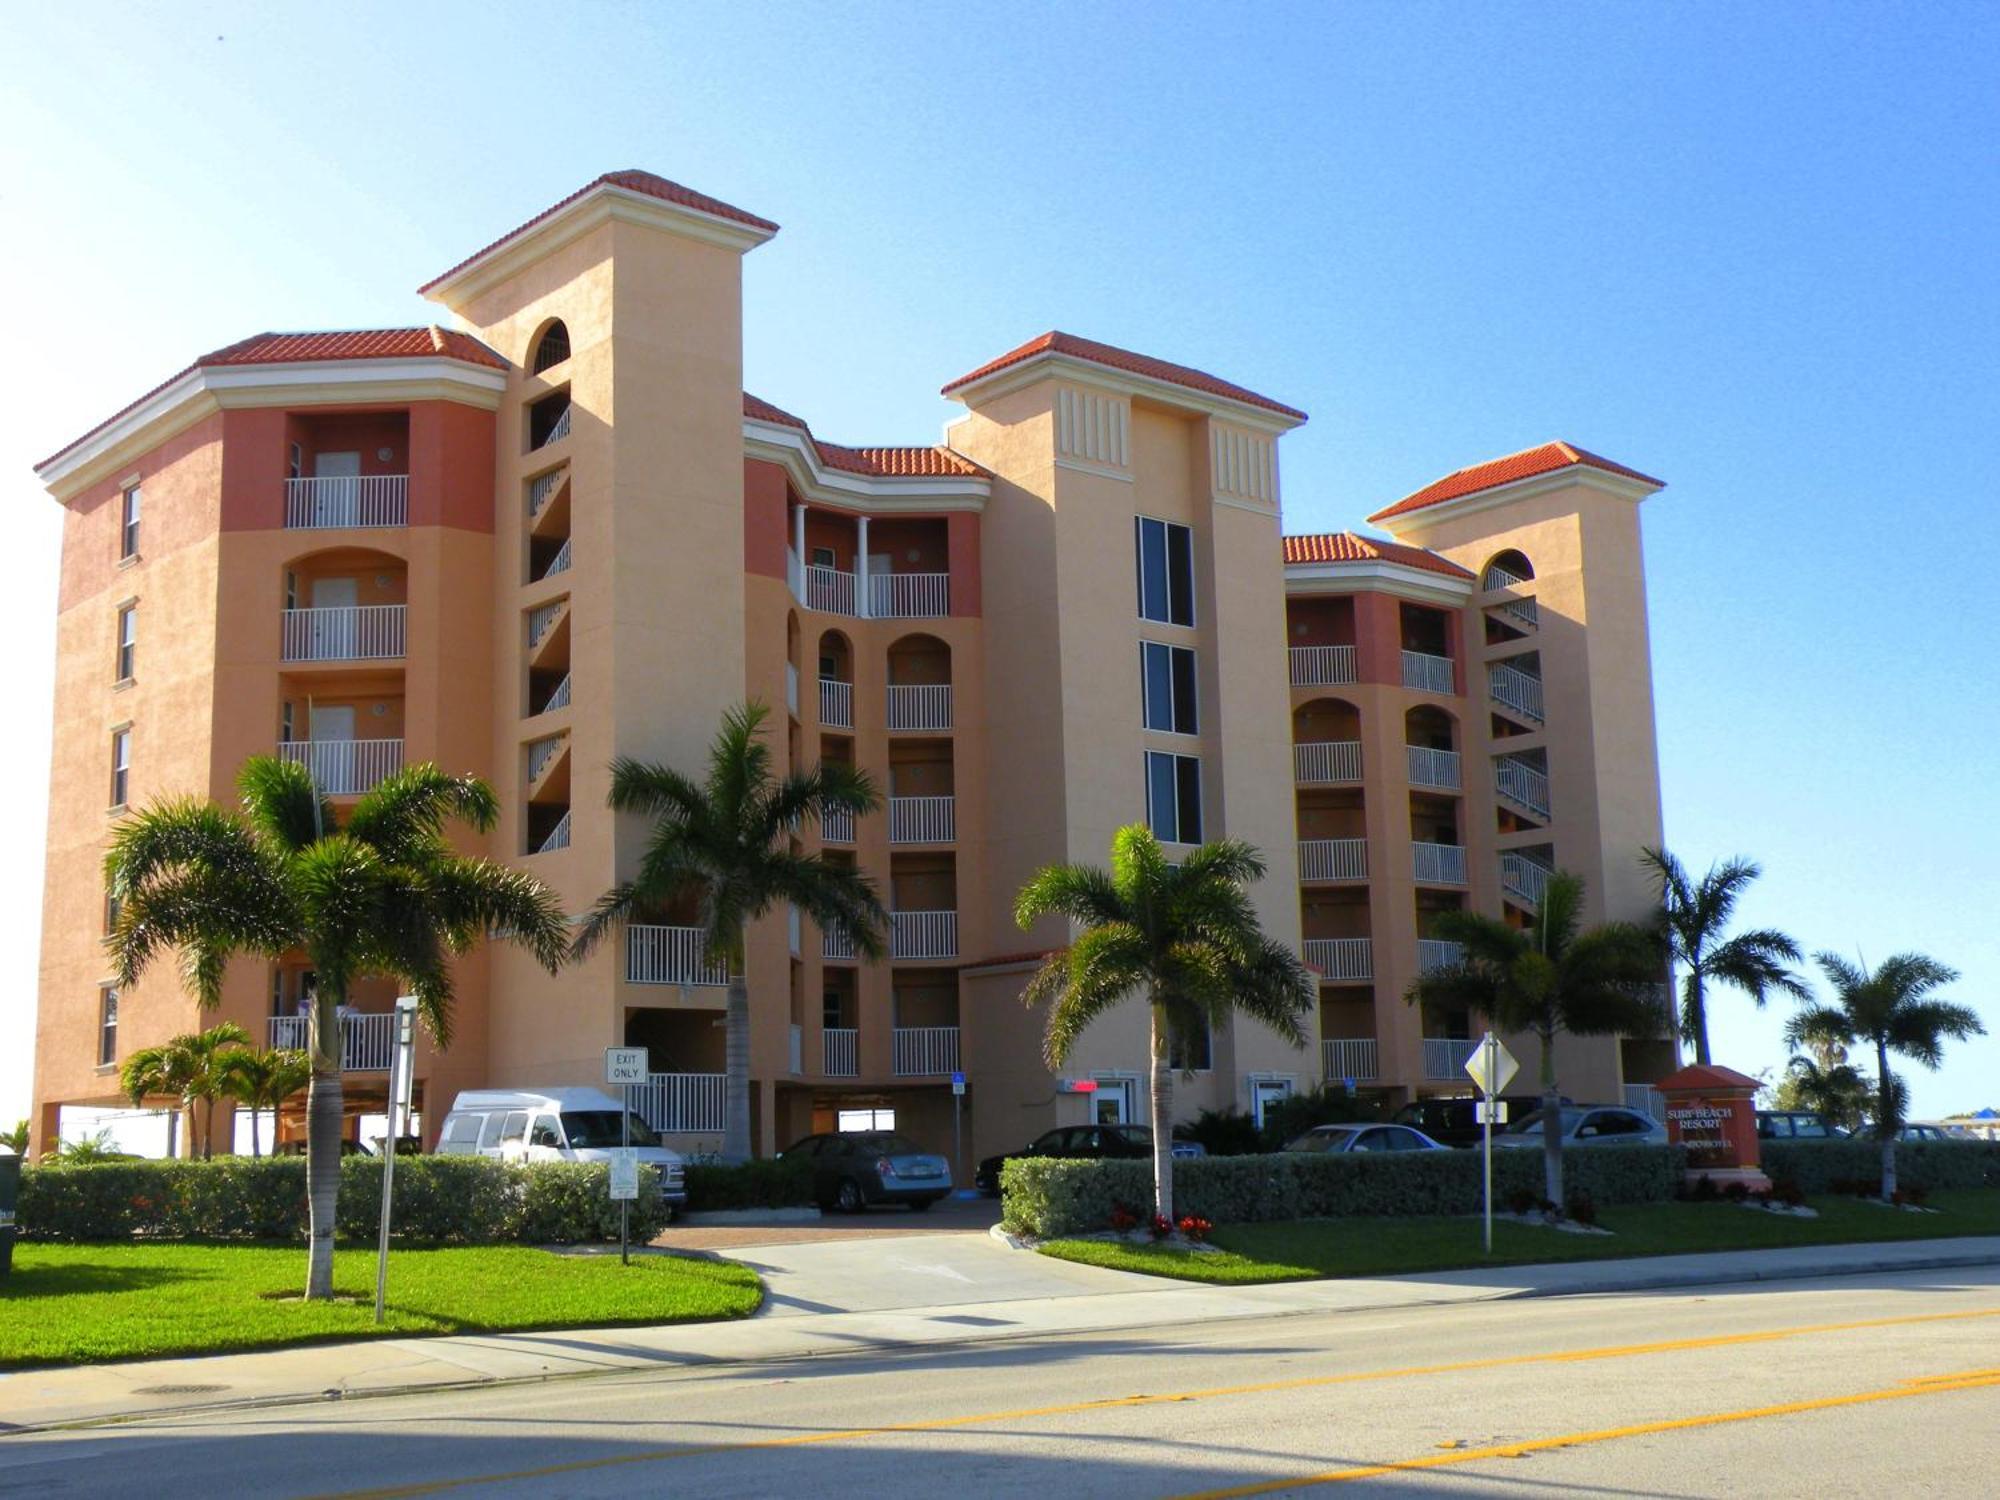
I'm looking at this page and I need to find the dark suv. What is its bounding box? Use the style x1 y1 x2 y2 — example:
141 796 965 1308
974 1124 1201 1196
1394 1095 1570 1149
1756 1110 1850 1140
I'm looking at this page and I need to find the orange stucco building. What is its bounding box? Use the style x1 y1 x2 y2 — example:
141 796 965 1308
28 170 1674 1163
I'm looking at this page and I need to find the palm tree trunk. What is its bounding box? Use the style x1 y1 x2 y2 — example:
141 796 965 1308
1149 999 1174 1226
722 976 752 1163
249 1098 262 1159
305 984 345 1300
1540 1030 1562 1210
1688 971 1710 1068
204 1096 217 1160
1876 1036 1897 1201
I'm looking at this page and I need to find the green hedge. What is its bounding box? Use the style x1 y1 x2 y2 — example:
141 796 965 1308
1001 1147 1685 1237
18 1157 670 1244
1760 1139 2000 1194
684 1157 814 1211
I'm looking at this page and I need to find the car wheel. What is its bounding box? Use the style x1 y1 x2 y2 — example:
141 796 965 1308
908 1197 934 1212
835 1177 866 1214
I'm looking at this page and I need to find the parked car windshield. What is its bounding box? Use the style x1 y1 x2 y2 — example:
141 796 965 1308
1103 1125 1153 1147
559 1111 661 1148
1285 1127 1360 1152
1506 1108 1585 1135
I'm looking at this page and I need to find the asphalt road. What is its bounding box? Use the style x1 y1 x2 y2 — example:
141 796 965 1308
7 1266 1999 1497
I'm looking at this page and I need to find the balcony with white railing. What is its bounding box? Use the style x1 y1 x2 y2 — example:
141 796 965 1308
284 475 408 530
278 738 403 795
887 684 952 732
282 605 406 662
1320 1037 1380 1083
526 734 567 786
788 904 801 957
1482 564 1539 629
789 1023 803 1075
785 661 799 716
631 1072 725 1134
891 910 958 961
1423 1037 1480 1080
1624 1083 1666 1122
269 1012 395 1072
1501 852 1551 907
1412 841 1468 885
1294 739 1362 784
1298 838 1368 883
536 809 571 853
1495 757 1551 817
527 600 567 651
823 1027 859 1077
1303 937 1372 981
539 536 573 581
803 563 857 616
1406 745 1462 790
889 795 955 844
1418 939 1466 973
1401 650 1456 695
527 466 568 517
869 572 950 619
893 1025 961 1077
540 674 572 714
535 403 572 450
823 926 858 961
821 807 855 844
1289 644 1357 687
626 925 731 986
1489 663 1545 722
819 678 853 729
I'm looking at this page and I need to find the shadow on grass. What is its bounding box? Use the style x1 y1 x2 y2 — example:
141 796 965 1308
0 1261 207 1299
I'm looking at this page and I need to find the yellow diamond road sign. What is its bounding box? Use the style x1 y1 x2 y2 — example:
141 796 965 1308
1464 1035 1519 1097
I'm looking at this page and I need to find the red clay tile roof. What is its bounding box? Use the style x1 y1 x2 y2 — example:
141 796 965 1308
1368 442 1663 523
1282 532 1473 580
941 331 1307 422
962 949 1055 971
420 170 778 295
742 392 989 479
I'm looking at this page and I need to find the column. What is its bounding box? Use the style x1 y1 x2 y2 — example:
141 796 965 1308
857 514 871 618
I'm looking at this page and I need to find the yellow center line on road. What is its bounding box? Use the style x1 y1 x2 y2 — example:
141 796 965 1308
309 1303 2000 1499
1164 1367 2000 1498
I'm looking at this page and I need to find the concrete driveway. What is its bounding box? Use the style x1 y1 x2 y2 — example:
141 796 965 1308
653 1193 1001 1252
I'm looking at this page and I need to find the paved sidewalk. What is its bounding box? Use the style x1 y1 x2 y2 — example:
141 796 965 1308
6 1233 1998 1434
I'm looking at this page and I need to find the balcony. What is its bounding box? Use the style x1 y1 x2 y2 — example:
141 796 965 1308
630 1072 725 1134
526 733 567 786
527 465 568 518
1289 645 1356 687
1412 841 1468 885
870 572 950 619
821 807 855 844
537 536 573 582
1483 564 1539 630
819 678 853 729
1489 663 1545 723
893 1025 961 1077
1495 757 1551 817
1294 739 1362 785
889 795 955 845
1406 745 1462 790
785 662 799 716
626 925 731 986
269 1013 394 1071
536 809 571 853
892 910 958 961
284 475 407 530
1624 1083 1666 1122
1423 1037 1480 1080
1401 650 1455 695
887 684 952 732
1321 1037 1380 1083
278 738 403 796
1418 938 1466 973
281 605 405 662
1501 852 1551 907
1303 937 1372 980
824 1026 859 1077
823 926 858 961
789 1023 803 1075
1298 838 1367 883
803 562 857 615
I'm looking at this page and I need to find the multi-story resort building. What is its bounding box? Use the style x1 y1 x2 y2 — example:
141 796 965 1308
28 170 1674 1162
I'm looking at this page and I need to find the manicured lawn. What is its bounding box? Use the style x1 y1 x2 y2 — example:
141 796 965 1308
1038 1190 2000 1285
0 1242 763 1369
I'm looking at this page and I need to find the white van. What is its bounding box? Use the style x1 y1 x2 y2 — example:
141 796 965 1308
436 1088 688 1208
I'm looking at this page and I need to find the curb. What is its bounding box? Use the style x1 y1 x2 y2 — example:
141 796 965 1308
676 1206 821 1227
1496 1247 2000 1301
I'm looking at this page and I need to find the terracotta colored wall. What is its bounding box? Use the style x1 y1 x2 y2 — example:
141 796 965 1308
743 460 789 579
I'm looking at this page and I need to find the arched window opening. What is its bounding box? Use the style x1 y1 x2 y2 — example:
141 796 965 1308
530 319 571 375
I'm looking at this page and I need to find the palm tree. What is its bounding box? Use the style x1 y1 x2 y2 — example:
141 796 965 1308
1776 1053 1871 1133
1408 870 1665 1207
106 757 568 1298
1786 953 1984 1198
221 1047 313 1157
1 1120 27 1155
119 1021 250 1158
1643 848 1807 1067
1014 825 1315 1224
53 1129 125 1163
570 703 888 1161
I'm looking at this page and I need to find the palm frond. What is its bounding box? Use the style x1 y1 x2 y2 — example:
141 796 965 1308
345 764 500 860
708 701 774 828
1015 863 1129 932
237 756 330 852
605 757 711 826
1027 923 1151 1067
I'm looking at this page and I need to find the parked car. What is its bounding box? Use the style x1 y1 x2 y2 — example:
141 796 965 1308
973 1123 1204 1197
780 1131 952 1212
1282 1123 1450 1154
1899 1122 1957 1142
1756 1110 1850 1140
1493 1105 1666 1149
435 1087 689 1209
1394 1095 1568 1148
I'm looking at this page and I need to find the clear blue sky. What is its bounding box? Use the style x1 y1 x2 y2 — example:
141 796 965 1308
4 2 1995 1127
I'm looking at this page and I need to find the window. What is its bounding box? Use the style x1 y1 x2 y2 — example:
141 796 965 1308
280 701 295 744
104 887 121 936
499 1110 529 1144
1134 516 1194 626
811 546 836 567
1168 1015 1212 1071
823 990 845 1029
1141 642 1198 734
528 1117 563 1149
837 1108 896 1132
476 1112 506 1149
287 443 304 481
115 604 136 682
120 484 142 560
530 319 572 375
98 985 119 1066
109 727 131 807
1144 750 1202 844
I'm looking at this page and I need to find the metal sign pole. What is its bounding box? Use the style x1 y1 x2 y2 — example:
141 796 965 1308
1482 1033 1495 1255
621 1081 631 1267
375 997 418 1325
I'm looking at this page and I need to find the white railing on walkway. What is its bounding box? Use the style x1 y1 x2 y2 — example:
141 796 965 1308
1401 650 1456 694
282 604 405 662
892 910 958 960
1483 564 1531 594
526 735 567 784
1289 644 1357 686
631 1072 724 1134
284 475 408 529
870 572 950 619
528 467 567 516
1501 852 1551 906
1294 740 1362 784
626 925 730 986
1303 937 1372 980
1321 1037 1380 1083
1483 565 1539 628
1418 939 1466 973
819 678 853 728
540 536 573 580
528 600 565 649
269 1013 394 1072
537 405 572 448
889 795 955 844
1624 1083 1667 1122
823 1027 859 1077
823 926 858 961
1496 757 1551 817
1495 595 1539 630
1298 837 1368 882
887 684 953 731
1406 745 1462 789
541 674 572 713
789 1023 803 1075
277 738 403 795
893 1026 961 1076
821 807 854 843
537 809 571 853
1412 841 1468 885
1424 1037 1480 1080
785 661 799 716
1490 663 1545 722
804 564 856 616
788 904 801 956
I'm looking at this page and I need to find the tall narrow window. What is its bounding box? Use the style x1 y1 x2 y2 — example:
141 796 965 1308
110 727 131 807
104 886 121 936
115 603 136 682
1140 642 1198 734
98 985 119 1066
287 443 304 481
1144 750 1202 844
119 484 142 560
1134 516 1194 626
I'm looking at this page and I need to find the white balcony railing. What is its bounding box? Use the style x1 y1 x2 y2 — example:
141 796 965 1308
1401 650 1456 695
537 809 571 853
540 536 573 580
788 904 802 957
281 604 405 662
869 573 950 619
1298 837 1368 883
788 1023 803 1075
526 735 567 784
823 1027 859 1077
819 678 853 729
1303 937 1372 980
821 807 855 844
1496 758 1551 817
823 926 858 961
631 1072 724 1134
626 925 731 986
528 466 567 517
269 1013 394 1072
892 910 958 960
541 674 572 713
1289 644 1357 686
277 738 403 795
889 795 955 844
1490 663 1545 722
537 405 572 449
1412 841 1468 885
1483 564 1531 594
1483 565 1539 628
893 1025 961 1076
887 684 953 731
528 601 565 650
284 475 407 530
1321 1037 1380 1083
1418 938 1466 973
1624 1083 1667 1122
785 661 799 716
804 564 856 616
1501 852 1551 907
1406 745 1462 790
1294 739 1362 784
1423 1037 1480 1080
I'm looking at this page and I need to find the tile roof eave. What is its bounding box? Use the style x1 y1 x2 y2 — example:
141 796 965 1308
942 331 1307 424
